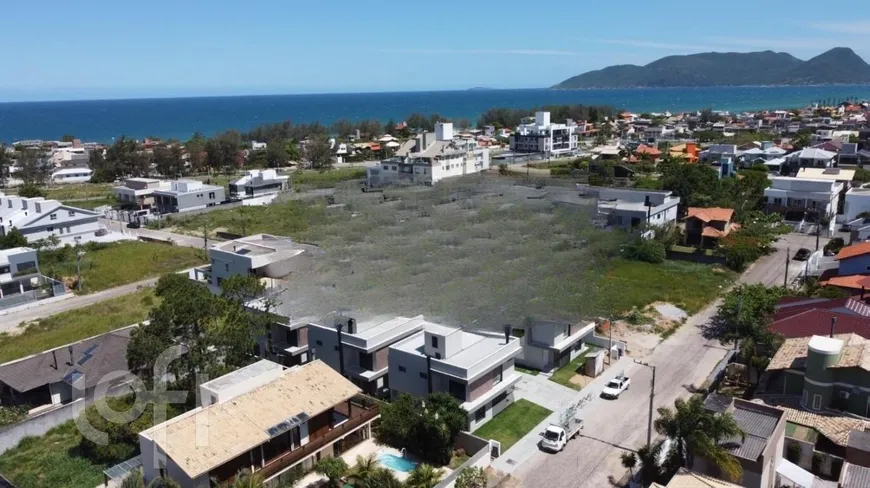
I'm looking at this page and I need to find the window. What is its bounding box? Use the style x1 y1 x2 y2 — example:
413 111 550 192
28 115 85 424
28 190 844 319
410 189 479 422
812 394 822 410
419 372 428 379
46 226 54 232
431 335 439 348
50 214 57 220
225 264 229 272
449 379 466 401
383 165 389 170
209 192 215 199
435 352 441 360
398 365 407 373
493 365 503 386
773 198 782 206
0 266 9 274
68 210 75 217
474 407 485 422
802 389 808 406
315 340 323 346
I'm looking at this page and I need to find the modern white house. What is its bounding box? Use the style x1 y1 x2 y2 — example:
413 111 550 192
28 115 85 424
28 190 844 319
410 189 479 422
49 167 93 184
388 324 522 430
509 111 578 155
228 169 289 199
189 234 313 292
0 247 63 309
764 177 843 224
0 194 104 245
699 144 738 163
307 314 429 396
138 360 379 488
366 123 489 187
594 187 681 228
514 320 596 372
845 187 870 222
152 180 225 213
113 178 171 209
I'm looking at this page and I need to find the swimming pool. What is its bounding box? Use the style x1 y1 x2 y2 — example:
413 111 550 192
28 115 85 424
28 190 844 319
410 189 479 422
378 453 418 473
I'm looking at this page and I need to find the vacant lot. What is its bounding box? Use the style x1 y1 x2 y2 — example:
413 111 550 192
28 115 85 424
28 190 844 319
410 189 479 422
157 177 731 328
61 195 118 210
39 242 206 294
9 183 114 201
0 289 155 363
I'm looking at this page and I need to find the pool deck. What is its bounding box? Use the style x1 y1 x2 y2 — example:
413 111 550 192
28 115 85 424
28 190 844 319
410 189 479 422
295 439 453 486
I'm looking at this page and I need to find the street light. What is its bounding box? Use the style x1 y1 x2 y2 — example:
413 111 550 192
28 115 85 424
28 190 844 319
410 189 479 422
634 359 657 448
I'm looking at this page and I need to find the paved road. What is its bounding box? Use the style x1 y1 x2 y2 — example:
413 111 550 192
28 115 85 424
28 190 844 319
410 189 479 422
508 232 822 488
100 219 210 249
0 277 158 333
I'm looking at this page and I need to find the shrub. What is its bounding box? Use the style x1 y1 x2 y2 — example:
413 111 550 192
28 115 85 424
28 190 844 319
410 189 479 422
455 466 488 488
0 405 28 427
785 442 801 463
824 237 845 256
811 452 825 474
624 238 666 264
498 164 509 176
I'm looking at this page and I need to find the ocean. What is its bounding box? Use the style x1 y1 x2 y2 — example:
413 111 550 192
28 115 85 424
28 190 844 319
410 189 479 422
2 85 870 143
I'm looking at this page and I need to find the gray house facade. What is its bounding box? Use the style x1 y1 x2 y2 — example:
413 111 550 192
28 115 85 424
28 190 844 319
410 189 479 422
153 180 225 213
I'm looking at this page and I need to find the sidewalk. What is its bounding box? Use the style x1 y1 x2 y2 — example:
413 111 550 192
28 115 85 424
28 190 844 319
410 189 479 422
492 355 634 474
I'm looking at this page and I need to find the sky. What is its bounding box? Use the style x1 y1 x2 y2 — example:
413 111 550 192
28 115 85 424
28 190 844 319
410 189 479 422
2 0 870 102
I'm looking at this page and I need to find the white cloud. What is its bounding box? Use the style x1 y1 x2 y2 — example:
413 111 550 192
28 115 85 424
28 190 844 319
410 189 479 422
808 21 870 35
379 48 579 56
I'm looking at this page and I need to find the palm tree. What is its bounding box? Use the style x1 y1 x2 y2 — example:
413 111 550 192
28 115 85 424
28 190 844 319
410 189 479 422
120 472 145 488
636 440 667 486
406 463 444 488
349 454 380 488
654 396 744 482
370 467 404 488
620 451 637 480
227 469 265 488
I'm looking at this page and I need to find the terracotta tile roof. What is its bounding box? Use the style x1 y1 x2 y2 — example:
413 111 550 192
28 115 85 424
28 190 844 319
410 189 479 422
752 395 870 446
836 242 870 260
767 333 870 371
819 274 870 291
771 310 870 340
687 207 735 223
774 297 870 320
635 144 662 156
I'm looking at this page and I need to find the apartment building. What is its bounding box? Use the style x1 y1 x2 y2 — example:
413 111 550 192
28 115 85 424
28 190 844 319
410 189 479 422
307 314 428 396
766 334 870 416
50 167 93 184
595 187 681 228
139 360 379 488
509 111 578 155
389 324 521 430
153 180 225 213
764 177 843 222
0 194 103 245
366 123 490 187
113 178 171 209
229 169 288 199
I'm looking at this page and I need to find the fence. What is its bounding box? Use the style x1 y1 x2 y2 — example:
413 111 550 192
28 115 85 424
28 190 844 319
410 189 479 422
435 432 492 488
0 276 65 311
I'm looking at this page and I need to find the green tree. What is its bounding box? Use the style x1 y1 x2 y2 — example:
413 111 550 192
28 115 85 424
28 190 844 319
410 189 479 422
304 137 335 171
620 451 637 480
375 393 466 465
348 454 380 488
17 148 49 185
222 469 265 488
0 144 9 186
315 457 349 488
623 238 666 264
654 396 744 482
717 284 786 346
370 468 403 488
17 182 46 198
636 440 669 486
61 134 76 143
265 140 289 168
89 147 114 183
660 162 720 212
0 228 28 249
153 146 183 178
406 464 444 488
455 466 487 488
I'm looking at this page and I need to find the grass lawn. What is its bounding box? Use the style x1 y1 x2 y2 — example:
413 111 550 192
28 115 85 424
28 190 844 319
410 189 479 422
61 195 119 210
0 289 156 363
549 350 591 390
9 183 114 201
515 366 540 376
599 259 735 315
40 242 206 294
670 245 715 257
0 421 107 488
473 399 552 451
156 199 329 237
292 167 366 189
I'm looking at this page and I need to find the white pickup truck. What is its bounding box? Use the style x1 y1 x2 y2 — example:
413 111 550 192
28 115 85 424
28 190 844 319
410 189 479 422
540 415 584 452
600 373 630 399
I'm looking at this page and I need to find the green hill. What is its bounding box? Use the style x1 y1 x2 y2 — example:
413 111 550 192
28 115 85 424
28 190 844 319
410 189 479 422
553 48 870 88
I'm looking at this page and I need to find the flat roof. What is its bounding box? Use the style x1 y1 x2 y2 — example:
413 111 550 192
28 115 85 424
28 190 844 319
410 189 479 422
393 327 516 370
141 360 359 480
352 315 427 341
200 359 283 393
795 167 856 181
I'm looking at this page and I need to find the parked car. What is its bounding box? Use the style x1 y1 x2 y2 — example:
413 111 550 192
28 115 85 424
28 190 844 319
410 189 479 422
600 373 630 399
127 221 141 229
793 248 811 261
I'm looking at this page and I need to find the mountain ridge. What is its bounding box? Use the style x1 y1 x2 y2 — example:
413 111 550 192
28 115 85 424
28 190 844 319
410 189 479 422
552 48 870 89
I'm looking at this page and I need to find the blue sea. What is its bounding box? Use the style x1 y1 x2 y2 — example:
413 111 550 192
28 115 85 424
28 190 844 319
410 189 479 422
3 86 870 143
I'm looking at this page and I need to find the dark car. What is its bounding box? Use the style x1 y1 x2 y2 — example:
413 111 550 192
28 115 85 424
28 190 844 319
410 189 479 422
126 221 141 229
793 248 811 261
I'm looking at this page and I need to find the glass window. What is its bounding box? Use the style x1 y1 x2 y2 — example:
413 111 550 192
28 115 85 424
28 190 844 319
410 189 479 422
68 210 75 217
50 214 57 220
398 365 407 373
431 335 439 348
474 407 485 422
419 372 427 379
493 365 503 386
812 394 822 410
315 340 323 346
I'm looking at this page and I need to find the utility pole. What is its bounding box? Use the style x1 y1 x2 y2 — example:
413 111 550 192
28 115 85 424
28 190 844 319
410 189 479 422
735 295 742 351
635 360 656 448
784 247 790 288
239 205 246 236
75 250 85 292
203 215 209 252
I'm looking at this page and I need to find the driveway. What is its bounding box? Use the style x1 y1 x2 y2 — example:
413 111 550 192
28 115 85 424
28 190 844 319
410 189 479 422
100 219 211 249
505 235 809 487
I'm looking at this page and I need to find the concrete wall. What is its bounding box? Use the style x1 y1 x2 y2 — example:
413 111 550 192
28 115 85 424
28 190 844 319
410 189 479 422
435 432 492 488
389 349 429 398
